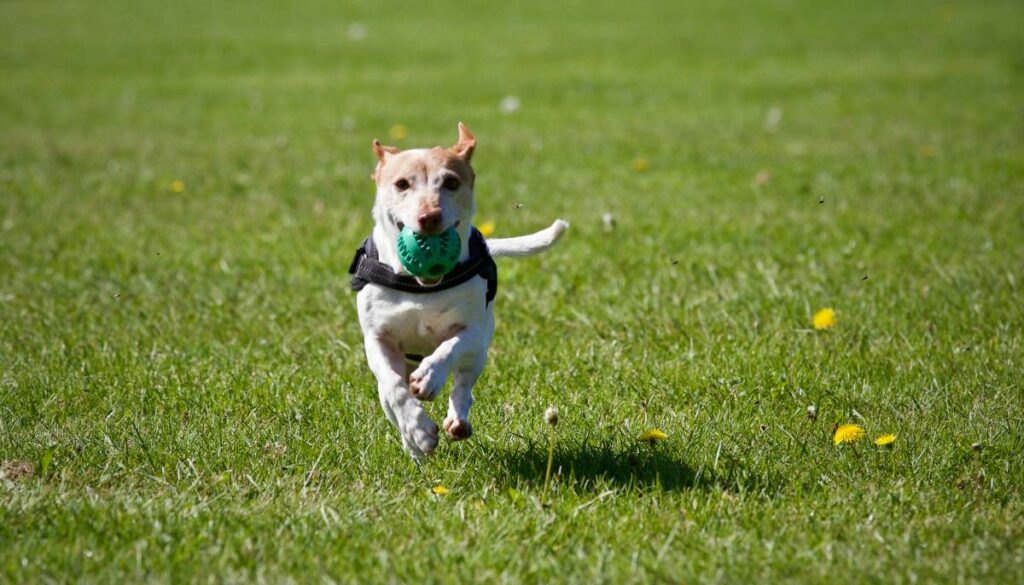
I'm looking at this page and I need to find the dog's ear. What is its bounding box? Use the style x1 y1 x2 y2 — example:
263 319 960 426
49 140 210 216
451 122 476 162
372 139 400 182
372 139 400 161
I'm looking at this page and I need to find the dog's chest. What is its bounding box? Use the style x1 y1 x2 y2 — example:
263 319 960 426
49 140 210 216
358 279 488 351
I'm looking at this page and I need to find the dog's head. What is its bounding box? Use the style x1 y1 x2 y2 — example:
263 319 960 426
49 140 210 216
371 123 477 242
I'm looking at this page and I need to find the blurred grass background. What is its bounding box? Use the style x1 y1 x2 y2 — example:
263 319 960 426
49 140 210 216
1 0 1023 582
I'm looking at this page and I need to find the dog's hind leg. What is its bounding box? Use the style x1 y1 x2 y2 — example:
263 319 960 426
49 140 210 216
443 352 485 441
364 335 439 459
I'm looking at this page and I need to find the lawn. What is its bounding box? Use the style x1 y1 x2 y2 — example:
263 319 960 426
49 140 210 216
2 0 1023 582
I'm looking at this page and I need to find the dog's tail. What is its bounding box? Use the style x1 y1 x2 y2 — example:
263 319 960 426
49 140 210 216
485 219 569 258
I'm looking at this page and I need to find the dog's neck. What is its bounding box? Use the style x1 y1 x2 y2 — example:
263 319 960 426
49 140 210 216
370 213 474 275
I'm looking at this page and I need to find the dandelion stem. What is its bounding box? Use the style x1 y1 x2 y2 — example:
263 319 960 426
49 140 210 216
542 427 555 501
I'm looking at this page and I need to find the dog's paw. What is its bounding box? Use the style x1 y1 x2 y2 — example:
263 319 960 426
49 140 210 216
401 411 439 459
409 363 446 401
443 417 473 441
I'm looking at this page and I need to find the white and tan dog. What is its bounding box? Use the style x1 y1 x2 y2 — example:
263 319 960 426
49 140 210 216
352 123 568 459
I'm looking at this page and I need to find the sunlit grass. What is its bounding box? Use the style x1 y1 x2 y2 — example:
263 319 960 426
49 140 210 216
1 0 1023 582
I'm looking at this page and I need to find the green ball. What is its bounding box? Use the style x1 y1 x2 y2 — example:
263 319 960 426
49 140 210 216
396 225 461 279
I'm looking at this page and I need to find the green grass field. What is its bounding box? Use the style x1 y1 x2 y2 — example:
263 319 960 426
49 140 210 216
2 0 1023 582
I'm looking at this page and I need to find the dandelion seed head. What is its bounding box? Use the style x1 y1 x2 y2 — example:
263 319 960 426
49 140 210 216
346 23 367 41
764 107 783 132
601 212 615 231
544 406 559 427
499 95 521 114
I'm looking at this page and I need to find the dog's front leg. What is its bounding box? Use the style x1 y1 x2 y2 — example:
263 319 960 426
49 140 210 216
409 327 488 440
408 326 484 402
363 335 439 459
443 352 486 441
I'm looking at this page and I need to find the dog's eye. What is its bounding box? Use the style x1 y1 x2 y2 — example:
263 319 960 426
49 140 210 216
441 176 460 191
394 178 410 192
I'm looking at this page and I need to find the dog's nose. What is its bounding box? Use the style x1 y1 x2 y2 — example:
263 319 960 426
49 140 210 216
417 209 443 234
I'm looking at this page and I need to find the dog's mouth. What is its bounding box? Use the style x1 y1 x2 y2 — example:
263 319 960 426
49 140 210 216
388 211 405 231
392 216 461 234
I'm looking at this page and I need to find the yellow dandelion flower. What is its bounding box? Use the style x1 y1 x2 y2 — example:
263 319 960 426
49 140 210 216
431 485 449 495
833 423 866 445
478 220 496 238
638 428 668 443
874 433 896 447
812 308 836 330
631 158 650 172
389 124 408 140
170 180 185 193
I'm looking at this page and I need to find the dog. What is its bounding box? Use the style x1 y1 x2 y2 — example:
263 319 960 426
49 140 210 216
349 123 568 459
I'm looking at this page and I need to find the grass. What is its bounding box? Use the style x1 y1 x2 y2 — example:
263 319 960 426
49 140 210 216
1 0 1023 581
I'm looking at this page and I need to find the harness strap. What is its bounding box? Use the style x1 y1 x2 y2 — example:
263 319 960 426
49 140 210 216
349 228 497 305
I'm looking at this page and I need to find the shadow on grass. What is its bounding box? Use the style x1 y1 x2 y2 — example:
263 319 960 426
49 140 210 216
489 438 782 494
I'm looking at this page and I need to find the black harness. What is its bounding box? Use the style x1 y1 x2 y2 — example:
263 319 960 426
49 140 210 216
349 228 498 305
